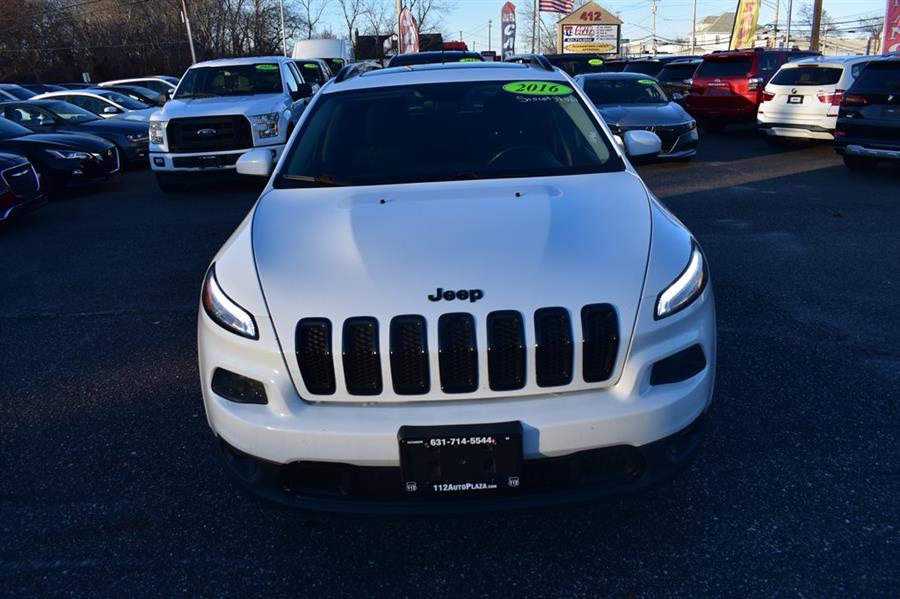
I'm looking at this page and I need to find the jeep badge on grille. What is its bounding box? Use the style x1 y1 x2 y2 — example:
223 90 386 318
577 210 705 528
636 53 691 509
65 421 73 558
428 288 483 302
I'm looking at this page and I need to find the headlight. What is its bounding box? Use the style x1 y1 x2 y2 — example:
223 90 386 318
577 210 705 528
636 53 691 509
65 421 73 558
149 121 167 145
201 265 258 339
655 243 708 319
46 149 90 160
127 133 149 143
252 112 279 139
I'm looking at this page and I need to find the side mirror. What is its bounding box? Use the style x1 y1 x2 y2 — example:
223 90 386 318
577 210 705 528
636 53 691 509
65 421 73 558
623 130 662 163
236 149 274 177
102 105 119 114
293 82 313 100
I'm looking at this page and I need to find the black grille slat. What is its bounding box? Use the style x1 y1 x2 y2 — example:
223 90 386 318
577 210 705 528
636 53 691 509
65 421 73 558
390 315 430 395
534 308 574 387
342 317 382 395
295 318 336 395
166 116 253 152
487 311 526 391
438 313 478 393
581 304 619 383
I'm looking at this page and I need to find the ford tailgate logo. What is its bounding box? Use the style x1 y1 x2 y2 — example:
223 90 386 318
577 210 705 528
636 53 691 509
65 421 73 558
197 128 216 136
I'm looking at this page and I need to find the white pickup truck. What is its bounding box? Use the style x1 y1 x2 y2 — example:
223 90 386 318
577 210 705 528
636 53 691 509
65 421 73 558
149 56 314 192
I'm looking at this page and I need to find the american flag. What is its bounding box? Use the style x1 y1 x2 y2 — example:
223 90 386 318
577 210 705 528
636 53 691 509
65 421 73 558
539 0 574 13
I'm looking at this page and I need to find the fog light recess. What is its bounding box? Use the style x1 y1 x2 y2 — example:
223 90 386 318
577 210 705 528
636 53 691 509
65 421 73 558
211 368 268 404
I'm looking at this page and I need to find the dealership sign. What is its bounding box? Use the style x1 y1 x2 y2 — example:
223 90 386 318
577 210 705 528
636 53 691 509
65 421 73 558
885 0 900 53
555 2 622 54
501 2 516 60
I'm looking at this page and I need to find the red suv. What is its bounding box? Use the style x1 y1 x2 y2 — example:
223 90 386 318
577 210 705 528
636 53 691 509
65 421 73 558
687 48 819 131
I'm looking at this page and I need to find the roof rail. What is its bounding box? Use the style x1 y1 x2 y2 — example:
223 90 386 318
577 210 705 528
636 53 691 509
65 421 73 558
528 55 554 72
334 63 365 83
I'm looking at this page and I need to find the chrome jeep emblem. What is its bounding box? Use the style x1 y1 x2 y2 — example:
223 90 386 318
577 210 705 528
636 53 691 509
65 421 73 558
197 128 217 136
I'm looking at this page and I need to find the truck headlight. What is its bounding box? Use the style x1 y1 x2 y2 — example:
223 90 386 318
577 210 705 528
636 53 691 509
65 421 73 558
149 121 167 145
253 112 279 139
655 243 708 319
46 149 90 160
201 265 258 339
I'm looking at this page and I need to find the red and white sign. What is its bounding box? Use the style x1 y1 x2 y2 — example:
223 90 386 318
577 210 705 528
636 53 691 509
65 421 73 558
885 0 900 54
399 7 420 54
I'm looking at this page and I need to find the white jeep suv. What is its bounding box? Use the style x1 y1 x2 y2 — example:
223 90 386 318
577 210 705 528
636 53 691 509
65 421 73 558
149 56 313 192
199 60 716 512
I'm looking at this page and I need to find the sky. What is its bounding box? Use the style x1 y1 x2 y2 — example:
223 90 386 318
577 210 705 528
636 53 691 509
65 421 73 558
319 0 888 52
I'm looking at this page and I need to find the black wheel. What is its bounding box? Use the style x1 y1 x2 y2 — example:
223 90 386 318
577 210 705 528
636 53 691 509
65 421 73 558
842 155 877 172
155 172 185 193
701 120 726 133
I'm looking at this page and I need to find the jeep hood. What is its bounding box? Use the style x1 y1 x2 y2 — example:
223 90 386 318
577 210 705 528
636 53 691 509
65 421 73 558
252 172 652 401
157 94 286 120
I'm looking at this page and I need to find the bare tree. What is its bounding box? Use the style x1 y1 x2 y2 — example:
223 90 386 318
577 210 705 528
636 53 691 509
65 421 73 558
337 0 364 42
799 2 837 39
297 0 327 40
517 3 558 54
406 0 454 33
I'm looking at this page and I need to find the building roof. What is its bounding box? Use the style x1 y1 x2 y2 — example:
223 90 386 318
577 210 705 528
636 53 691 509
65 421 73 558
697 12 735 34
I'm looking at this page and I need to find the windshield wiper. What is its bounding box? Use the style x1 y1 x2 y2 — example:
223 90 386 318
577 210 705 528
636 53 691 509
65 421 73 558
281 174 349 187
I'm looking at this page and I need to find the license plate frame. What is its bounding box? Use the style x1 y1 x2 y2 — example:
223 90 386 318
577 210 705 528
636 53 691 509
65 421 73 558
788 95 804 104
398 422 523 495
196 155 221 169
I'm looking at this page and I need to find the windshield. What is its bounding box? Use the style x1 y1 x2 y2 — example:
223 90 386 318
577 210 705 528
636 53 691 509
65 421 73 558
45 101 99 122
658 63 699 81
582 78 669 105
389 53 483 67
3 86 35 100
0 117 32 139
771 66 842 86
278 80 622 188
546 56 606 76
853 61 900 89
296 61 326 85
175 64 283 98
623 62 665 76
97 91 149 109
697 57 753 78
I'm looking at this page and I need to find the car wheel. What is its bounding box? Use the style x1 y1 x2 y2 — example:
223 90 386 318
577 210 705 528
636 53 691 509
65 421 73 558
842 155 877 172
155 172 185 193
701 120 726 133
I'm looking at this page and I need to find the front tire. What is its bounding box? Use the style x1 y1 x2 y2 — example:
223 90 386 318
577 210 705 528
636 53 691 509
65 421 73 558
155 172 185 193
842 155 877 172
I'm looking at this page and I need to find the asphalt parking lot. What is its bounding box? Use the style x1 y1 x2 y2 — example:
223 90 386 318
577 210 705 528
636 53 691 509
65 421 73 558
2 131 898 596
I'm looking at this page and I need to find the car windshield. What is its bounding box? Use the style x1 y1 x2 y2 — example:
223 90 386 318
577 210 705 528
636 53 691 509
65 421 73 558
546 57 606 76
389 53 483 67
277 80 622 188
0 117 32 139
3 86 35 100
697 57 753 78
658 63 699 81
45 101 100 122
296 61 326 85
852 61 900 89
582 78 669 105
97 91 149 109
175 64 283 98
623 62 665 76
771 66 842 86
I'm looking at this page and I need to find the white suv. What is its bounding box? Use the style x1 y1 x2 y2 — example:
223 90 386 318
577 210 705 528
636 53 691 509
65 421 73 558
149 57 313 192
758 55 882 141
198 60 715 512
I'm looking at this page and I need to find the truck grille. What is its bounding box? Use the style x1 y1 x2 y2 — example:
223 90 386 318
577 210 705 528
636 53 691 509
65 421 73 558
166 116 253 153
622 123 695 154
294 305 620 399
1 162 40 198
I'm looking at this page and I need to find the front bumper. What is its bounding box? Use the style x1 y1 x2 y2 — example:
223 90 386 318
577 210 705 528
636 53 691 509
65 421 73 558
150 145 284 173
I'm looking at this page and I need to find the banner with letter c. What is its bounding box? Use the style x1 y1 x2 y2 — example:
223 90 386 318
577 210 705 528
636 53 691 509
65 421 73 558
885 0 900 54
501 2 517 60
729 0 760 50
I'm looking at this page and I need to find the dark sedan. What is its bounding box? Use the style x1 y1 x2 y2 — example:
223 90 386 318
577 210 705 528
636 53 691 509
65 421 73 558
575 72 699 161
0 117 119 193
0 100 149 165
0 151 44 221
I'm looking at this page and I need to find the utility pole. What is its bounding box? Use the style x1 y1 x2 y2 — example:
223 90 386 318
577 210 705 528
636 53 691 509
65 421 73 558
460 30 463 41
651 0 658 57
532 0 538 53
809 0 823 52
396 0 402 54
690 0 697 54
773 0 780 47
279 0 287 55
488 19 493 51
785 0 793 49
180 0 197 64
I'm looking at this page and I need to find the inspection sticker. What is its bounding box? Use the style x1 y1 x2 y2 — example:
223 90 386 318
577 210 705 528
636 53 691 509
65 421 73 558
256 64 279 71
588 58 604 66
501 81 573 96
